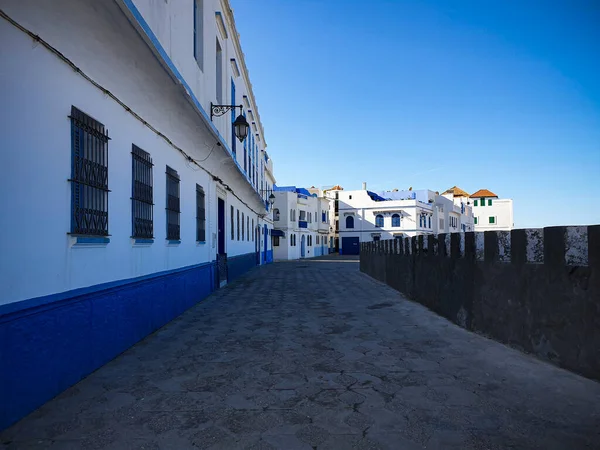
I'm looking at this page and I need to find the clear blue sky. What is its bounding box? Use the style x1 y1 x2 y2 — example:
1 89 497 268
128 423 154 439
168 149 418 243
230 0 600 228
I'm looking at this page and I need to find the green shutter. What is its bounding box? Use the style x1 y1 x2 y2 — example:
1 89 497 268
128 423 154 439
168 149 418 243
489 216 495 224
474 217 478 224
474 200 478 207
488 199 492 206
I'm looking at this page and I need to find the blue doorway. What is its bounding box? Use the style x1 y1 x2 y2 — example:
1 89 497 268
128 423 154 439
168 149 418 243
263 225 268 264
341 237 360 255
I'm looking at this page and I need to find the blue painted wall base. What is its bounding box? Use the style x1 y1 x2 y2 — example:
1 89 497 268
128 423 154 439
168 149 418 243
0 261 219 431
227 252 259 282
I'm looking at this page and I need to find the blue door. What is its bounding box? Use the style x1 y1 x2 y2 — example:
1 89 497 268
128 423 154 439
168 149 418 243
263 225 268 264
301 235 306 258
341 237 360 255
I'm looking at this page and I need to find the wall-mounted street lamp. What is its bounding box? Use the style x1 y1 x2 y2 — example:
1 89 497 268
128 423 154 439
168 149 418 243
210 103 249 142
260 189 276 206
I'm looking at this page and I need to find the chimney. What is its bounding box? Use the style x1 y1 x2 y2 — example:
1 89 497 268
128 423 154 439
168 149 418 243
362 182 367 190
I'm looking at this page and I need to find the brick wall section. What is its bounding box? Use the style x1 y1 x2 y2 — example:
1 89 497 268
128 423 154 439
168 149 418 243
360 226 600 380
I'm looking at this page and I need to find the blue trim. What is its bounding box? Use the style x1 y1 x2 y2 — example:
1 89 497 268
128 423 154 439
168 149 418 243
338 229 430 233
227 252 258 282
167 240 182 245
0 261 217 431
0 261 216 318
74 237 110 245
118 0 266 209
134 238 154 244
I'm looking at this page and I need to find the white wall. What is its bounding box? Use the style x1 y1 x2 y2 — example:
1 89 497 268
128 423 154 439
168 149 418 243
0 0 268 305
473 198 514 231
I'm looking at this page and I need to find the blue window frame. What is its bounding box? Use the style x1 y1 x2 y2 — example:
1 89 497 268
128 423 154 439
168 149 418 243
231 79 236 156
346 216 354 229
375 214 384 227
243 113 247 172
392 214 400 227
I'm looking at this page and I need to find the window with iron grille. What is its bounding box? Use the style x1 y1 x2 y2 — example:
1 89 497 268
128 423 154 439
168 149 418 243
69 106 110 236
166 166 180 240
196 184 206 242
131 145 153 238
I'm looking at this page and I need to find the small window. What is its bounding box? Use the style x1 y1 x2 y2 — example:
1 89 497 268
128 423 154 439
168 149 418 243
242 212 245 240
131 145 153 239
274 236 280 246
69 106 110 236
316 236 320 245
247 216 250 241
480 198 485 206
252 219 254 241
474 200 478 207
166 166 180 240
392 214 400 227
346 215 355 229
488 199 492 206
349 195 352 200
474 217 478 225
216 38 223 103
428 216 431 228
375 214 384 227
237 209 240 240
196 184 205 242
193 0 204 70
231 205 234 239
489 216 496 224
274 208 280 221
373 236 381 242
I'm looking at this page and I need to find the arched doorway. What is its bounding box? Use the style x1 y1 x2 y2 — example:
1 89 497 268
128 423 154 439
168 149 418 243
301 235 306 258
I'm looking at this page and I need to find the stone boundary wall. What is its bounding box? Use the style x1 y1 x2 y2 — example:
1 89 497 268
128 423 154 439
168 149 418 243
360 226 600 380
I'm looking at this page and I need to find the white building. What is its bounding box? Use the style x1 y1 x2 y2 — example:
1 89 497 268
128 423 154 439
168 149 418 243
272 187 333 260
0 0 275 430
334 184 474 255
469 189 514 231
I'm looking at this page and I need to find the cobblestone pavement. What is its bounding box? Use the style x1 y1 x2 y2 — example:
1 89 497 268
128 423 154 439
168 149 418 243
2 255 600 449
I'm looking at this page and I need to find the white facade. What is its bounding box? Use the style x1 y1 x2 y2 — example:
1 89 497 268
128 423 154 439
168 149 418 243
471 195 514 231
333 186 474 254
272 188 333 260
0 0 273 303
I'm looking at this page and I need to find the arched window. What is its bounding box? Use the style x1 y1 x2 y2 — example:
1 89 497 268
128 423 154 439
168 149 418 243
375 214 384 227
346 215 355 229
273 208 280 221
392 214 400 227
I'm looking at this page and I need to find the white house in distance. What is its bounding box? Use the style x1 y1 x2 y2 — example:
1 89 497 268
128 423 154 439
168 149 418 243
0 0 275 430
272 186 333 260
335 183 474 255
469 189 514 231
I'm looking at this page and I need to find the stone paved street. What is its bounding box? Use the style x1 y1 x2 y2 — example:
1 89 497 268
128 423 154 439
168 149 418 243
2 256 600 449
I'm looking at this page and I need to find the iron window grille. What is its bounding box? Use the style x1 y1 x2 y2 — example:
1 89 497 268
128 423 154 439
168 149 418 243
69 106 110 236
131 145 153 238
196 184 206 242
166 166 180 240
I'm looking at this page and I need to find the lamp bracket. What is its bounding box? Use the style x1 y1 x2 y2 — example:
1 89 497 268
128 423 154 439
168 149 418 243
211 103 243 120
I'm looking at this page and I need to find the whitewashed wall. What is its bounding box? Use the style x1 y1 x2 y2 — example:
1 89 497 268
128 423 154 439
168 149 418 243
0 0 267 305
473 198 514 231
